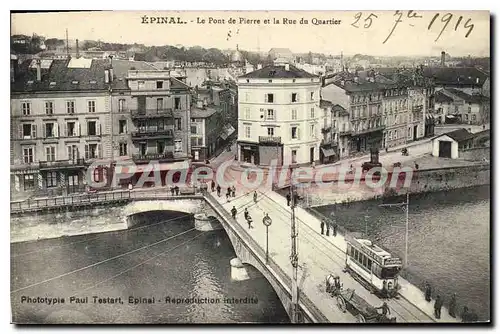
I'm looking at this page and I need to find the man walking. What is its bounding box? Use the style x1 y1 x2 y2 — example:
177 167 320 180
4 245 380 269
320 220 325 235
253 191 258 203
216 185 221 197
333 223 338 237
326 222 330 236
425 282 432 302
286 193 291 206
231 185 236 197
231 206 237 219
448 293 457 318
434 295 443 319
211 180 215 192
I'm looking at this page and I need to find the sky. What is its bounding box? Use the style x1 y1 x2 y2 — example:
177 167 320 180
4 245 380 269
11 11 490 57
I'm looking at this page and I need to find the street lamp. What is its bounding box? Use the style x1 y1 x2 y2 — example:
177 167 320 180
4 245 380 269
379 192 410 268
262 213 272 265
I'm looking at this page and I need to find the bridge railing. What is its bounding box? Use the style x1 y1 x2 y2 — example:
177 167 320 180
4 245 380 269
203 191 328 323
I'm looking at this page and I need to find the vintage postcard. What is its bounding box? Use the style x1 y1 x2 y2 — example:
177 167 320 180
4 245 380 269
10 10 490 324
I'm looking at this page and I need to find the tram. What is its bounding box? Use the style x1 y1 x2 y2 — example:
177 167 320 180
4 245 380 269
344 235 403 298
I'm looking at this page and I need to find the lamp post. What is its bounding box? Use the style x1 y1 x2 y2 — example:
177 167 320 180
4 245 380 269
379 192 410 268
262 213 272 265
289 165 300 323
364 215 370 238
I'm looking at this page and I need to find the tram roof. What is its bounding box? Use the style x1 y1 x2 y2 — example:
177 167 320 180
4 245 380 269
351 238 391 257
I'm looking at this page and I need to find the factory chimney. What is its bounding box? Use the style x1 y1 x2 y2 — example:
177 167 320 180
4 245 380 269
36 59 42 81
441 51 446 67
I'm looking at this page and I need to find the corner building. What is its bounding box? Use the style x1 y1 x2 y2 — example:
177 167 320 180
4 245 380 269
237 64 322 166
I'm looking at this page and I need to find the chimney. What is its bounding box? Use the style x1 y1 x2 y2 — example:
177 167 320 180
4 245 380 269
285 63 290 71
36 59 42 81
109 68 114 82
76 39 80 58
104 69 109 83
441 51 446 67
257 64 262 70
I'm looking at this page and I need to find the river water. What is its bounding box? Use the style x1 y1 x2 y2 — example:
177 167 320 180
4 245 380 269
315 185 490 321
10 211 290 324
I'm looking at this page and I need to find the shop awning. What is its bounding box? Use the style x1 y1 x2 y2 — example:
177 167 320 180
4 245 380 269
220 124 235 140
321 147 336 157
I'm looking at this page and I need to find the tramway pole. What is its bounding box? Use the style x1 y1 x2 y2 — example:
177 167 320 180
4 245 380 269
379 192 410 268
289 165 299 323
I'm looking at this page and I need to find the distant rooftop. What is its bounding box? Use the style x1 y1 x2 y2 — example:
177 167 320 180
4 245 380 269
239 64 317 79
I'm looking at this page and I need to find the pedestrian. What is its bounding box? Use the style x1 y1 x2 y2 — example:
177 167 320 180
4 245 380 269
449 293 457 318
414 162 419 170
425 282 432 302
461 306 469 322
175 186 179 196
333 223 337 237
376 302 391 317
231 206 237 219
286 193 291 206
128 183 133 192
211 180 215 192
434 295 443 319
170 186 175 196
244 208 249 220
320 220 325 235
253 191 257 203
231 185 236 197
326 222 330 236
216 185 221 197
226 188 231 200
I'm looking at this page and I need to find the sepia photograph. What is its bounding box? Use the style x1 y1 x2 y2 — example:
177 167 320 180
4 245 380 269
9 10 490 324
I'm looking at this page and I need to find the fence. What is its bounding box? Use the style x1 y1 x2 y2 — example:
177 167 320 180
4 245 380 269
203 191 329 323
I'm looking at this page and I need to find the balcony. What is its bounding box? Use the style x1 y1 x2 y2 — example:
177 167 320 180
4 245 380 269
339 128 351 135
258 136 281 144
352 125 385 136
131 108 173 119
132 152 179 163
131 129 174 140
39 158 86 170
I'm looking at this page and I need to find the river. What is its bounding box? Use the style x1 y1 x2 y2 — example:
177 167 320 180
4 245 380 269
315 185 490 321
10 211 290 324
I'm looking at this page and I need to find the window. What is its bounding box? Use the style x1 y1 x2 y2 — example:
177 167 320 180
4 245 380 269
88 100 96 113
45 101 54 115
139 143 147 155
174 139 183 152
174 97 181 110
291 126 300 139
291 150 297 163
310 124 316 138
22 101 31 115
191 125 197 134
245 125 251 138
67 145 79 161
310 92 314 101
138 80 145 89
119 120 127 134
291 93 298 103
267 109 274 120
21 124 36 139
66 101 75 114
245 92 250 102
46 171 58 188
468 106 472 113
119 143 127 156
156 81 163 89
175 118 182 130
45 146 56 162
394 130 398 139
265 93 274 103
23 174 35 190
310 108 315 118
245 108 251 119
67 121 77 137
292 109 297 120
118 99 126 112
472 114 477 121
87 121 97 136
455 105 459 113
157 98 163 110
267 127 274 136
23 147 34 164
464 114 469 121
388 131 393 140
85 144 99 159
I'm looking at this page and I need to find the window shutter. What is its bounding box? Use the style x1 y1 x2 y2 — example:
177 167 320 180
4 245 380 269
54 123 59 137
67 146 72 160
97 120 101 135
297 127 301 140
77 121 81 136
85 144 89 160
75 147 80 159
264 94 267 103
63 123 67 137
297 94 300 102
18 124 23 139
42 123 46 138
45 147 49 161
98 144 102 158
31 124 37 138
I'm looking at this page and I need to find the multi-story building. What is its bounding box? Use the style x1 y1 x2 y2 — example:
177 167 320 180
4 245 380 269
318 100 351 163
237 63 321 165
10 57 112 198
190 104 219 161
434 88 490 125
322 72 386 154
382 84 409 148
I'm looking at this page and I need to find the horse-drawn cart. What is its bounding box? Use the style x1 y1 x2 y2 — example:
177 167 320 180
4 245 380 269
325 275 396 323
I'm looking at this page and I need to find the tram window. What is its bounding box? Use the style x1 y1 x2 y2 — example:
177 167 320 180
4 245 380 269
363 256 368 268
354 250 358 261
373 263 382 277
347 245 351 256
367 259 373 270
381 267 401 279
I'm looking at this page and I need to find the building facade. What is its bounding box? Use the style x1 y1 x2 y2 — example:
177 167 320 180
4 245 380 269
382 85 409 148
237 64 321 165
10 58 112 198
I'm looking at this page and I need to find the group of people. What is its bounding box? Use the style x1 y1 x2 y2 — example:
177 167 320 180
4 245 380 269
169 186 180 196
320 219 338 237
230 206 253 229
210 180 236 199
424 282 478 322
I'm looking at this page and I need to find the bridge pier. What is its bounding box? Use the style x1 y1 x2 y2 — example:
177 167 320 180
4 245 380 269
230 258 251 281
194 213 223 231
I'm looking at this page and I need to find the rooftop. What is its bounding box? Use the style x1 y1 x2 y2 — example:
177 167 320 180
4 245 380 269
423 67 488 86
239 64 317 79
434 90 454 103
435 128 473 142
444 88 489 104
190 106 218 118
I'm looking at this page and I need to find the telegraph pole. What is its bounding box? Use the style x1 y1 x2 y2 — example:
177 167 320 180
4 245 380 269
379 192 410 267
289 166 300 323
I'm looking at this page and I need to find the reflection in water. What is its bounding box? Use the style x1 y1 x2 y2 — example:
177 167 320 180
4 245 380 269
316 185 490 321
11 211 289 324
